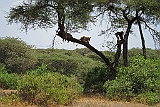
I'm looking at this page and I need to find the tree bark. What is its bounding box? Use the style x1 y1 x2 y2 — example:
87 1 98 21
122 9 137 66
123 23 131 67
137 16 146 59
123 40 128 66
113 40 122 68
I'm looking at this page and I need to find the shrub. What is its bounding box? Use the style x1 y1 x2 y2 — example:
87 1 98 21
136 92 160 106
103 55 160 105
47 59 78 76
35 49 103 85
0 67 20 89
84 66 111 93
18 65 83 106
0 37 37 73
0 94 20 105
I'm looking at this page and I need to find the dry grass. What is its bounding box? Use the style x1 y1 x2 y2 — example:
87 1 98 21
71 94 160 107
1 91 160 107
1 90 17 95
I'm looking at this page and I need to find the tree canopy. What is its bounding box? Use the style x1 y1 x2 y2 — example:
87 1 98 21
7 0 94 32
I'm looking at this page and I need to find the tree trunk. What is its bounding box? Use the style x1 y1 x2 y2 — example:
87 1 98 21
123 40 128 66
114 39 122 68
137 17 146 59
122 9 137 67
123 23 131 67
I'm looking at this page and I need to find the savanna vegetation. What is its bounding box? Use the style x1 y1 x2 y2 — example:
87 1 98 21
0 37 160 106
1 0 160 106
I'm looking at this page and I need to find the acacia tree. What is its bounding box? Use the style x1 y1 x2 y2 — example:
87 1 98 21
7 0 117 77
95 0 160 66
6 0 160 73
126 0 160 59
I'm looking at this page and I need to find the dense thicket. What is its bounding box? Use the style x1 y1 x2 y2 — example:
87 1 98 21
104 55 160 105
34 48 103 85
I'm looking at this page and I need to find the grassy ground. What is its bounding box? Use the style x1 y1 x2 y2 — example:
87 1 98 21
1 93 160 107
71 95 160 107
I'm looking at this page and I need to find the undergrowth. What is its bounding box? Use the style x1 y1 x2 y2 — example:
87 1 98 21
103 55 160 105
17 65 83 106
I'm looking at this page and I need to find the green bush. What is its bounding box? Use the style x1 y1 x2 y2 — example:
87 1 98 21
128 48 160 59
103 55 160 105
35 48 103 85
18 65 83 106
0 67 20 89
0 94 20 105
46 59 78 76
84 66 112 93
136 92 160 106
0 37 37 73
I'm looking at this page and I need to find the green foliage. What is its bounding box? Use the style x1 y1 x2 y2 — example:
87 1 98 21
136 92 160 106
18 65 83 106
35 48 103 85
128 48 160 59
126 0 160 17
0 37 37 73
7 0 94 32
0 67 20 89
0 94 20 105
43 59 78 76
103 55 160 105
84 66 111 93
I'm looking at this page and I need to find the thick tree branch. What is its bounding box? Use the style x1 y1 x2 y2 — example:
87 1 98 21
57 32 111 65
55 2 117 77
57 31 117 78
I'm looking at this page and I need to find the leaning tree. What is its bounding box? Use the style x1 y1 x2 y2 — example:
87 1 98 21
6 0 160 76
7 0 118 78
